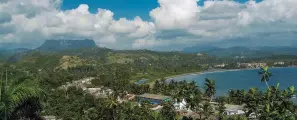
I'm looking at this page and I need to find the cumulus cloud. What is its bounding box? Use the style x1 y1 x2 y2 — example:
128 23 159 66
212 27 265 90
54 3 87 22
0 0 296 50
0 0 155 48
150 0 199 30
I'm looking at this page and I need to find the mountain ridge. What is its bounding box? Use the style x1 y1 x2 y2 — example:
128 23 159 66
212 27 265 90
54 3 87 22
36 39 98 51
183 45 297 57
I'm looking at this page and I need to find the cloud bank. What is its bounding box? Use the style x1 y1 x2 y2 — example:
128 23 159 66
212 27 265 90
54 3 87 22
0 0 296 50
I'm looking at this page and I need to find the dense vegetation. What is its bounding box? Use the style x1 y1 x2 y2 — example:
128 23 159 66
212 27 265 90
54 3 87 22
0 47 296 120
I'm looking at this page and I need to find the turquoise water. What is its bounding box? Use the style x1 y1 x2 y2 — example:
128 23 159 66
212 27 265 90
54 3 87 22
172 67 297 96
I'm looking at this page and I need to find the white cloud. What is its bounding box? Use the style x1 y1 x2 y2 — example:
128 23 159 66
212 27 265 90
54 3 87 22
238 0 297 25
0 0 296 50
150 0 200 30
0 1 156 48
132 36 163 49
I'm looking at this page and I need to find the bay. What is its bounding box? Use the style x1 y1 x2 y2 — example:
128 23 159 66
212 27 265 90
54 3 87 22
172 67 297 96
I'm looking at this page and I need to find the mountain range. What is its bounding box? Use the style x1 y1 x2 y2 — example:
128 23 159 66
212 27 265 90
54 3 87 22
183 45 297 57
0 40 296 59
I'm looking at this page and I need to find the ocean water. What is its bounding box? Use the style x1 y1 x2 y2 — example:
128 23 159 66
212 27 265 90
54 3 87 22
172 67 297 96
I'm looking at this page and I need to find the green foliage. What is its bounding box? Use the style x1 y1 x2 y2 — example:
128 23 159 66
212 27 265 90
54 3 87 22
227 89 246 105
200 102 215 120
258 66 273 88
216 96 227 120
0 70 43 120
204 78 216 102
0 48 296 120
160 102 177 120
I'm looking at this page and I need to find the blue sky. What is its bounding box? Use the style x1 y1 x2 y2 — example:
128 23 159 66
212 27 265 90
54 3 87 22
61 0 263 20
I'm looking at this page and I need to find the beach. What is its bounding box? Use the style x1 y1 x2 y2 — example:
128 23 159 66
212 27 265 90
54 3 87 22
164 68 258 81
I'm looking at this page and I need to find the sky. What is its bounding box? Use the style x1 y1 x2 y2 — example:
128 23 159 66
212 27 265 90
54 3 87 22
0 0 296 50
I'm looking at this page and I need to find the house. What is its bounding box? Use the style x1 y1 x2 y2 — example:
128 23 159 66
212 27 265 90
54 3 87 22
224 104 245 115
214 63 227 68
137 93 171 105
86 87 113 98
274 61 285 65
174 99 187 110
197 53 203 56
237 62 267 68
42 116 56 120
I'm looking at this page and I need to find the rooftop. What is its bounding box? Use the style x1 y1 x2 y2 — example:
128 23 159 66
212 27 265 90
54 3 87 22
225 104 244 111
138 93 171 100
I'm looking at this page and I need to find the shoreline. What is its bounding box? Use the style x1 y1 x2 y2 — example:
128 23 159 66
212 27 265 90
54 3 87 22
164 68 254 80
164 66 296 80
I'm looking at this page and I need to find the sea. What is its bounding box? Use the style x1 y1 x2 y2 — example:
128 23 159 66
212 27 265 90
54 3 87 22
171 67 297 96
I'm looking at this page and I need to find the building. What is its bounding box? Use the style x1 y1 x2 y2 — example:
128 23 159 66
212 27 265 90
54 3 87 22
197 53 203 56
274 61 285 65
86 87 113 98
42 116 56 120
214 63 227 68
237 62 267 68
137 93 171 105
224 104 245 116
174 99 187 110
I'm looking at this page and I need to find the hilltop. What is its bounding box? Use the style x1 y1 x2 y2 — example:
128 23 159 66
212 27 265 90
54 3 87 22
36 39 98 51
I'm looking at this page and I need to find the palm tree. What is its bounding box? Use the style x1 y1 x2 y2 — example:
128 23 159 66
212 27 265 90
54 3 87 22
258 66 273 89
160 102 176 120
216 97 226 120
200 102 214 120
0 70 43 120
204 78 216 102
244 88 261 118
105 96 119 120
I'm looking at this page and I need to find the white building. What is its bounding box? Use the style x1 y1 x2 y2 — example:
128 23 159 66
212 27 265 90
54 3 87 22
86 87 113 98
225 109 245 115
224 104 245 115
197 53 203 56
237 63 266 68
214 63 227 68
174 99 187 110
274 61 285 65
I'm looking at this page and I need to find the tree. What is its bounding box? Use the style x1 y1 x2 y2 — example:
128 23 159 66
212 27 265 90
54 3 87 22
204 78 216 102
243 88 261 118
105 96 120 120
0 71 43 120
258 66 273 89
152 80 161 94
199 102 214 120
160 102 176 120
82 107 99 120
216 97 226 120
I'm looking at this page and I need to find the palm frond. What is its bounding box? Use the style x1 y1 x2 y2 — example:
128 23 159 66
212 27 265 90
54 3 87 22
267 72 273 77
276 83 280 91
289 86 294 94
263 66 269 72
9 86 42 108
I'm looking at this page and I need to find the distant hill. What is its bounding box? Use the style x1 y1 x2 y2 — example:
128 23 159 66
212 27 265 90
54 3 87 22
183 46 297 57
36 39 98 51
0 48 31 58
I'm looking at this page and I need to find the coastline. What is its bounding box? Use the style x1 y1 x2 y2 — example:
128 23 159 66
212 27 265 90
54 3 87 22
164 68 253 80
164 66 296 81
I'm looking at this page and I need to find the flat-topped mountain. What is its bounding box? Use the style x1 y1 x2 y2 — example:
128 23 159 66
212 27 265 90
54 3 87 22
36 39 98 51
